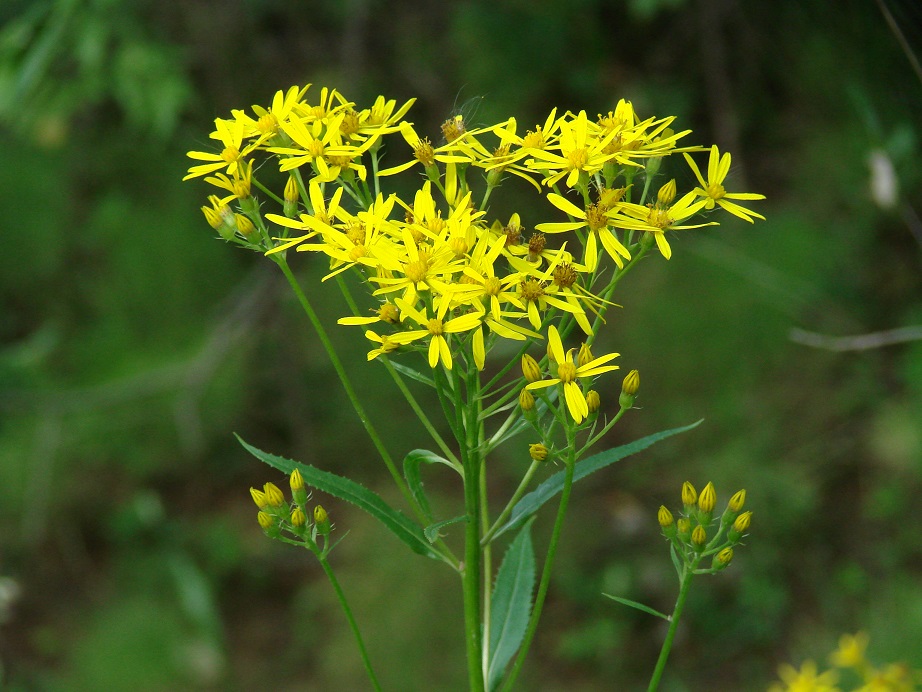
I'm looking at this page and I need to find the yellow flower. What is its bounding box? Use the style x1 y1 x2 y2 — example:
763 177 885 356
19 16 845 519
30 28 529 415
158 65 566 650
829 631 869 669
608 191 715 260
769 660 840 692
526 325 619 423
683 145 766 222
377 122 476 177
525 110 618 189
389 298 483 370
184 117 256 181
536 192 631 270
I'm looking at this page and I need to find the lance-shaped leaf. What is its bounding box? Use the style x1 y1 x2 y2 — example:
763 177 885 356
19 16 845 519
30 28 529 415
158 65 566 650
237 435 441 560
403 449 458 523
490 421 702 541
488 522 536 692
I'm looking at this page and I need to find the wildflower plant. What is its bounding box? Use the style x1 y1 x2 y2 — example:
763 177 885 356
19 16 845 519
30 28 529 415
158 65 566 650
185 84 765 690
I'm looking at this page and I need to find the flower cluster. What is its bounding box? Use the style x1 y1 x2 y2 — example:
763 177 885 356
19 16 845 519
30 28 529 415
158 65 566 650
769 631 922 692
657 481 751 573
184 85 765 379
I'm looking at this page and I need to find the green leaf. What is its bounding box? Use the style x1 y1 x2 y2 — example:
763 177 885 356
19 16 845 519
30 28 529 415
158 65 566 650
424 515 466 543
387 360 435 388
602 593 669 620
488 522 536 692
236 435 441 561
403 449 457 523
491 420 703 540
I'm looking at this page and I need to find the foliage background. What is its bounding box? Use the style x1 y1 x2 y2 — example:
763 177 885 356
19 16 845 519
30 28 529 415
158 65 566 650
1 0 921 689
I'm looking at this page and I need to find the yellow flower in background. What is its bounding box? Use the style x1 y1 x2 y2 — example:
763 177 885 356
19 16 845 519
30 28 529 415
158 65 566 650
768 660 840 692
526 325 619 423
829 631 869 670
184 117 256 180
683 145 766 222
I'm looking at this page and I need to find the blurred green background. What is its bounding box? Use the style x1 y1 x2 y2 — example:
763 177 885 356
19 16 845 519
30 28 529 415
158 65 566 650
2 0 921 689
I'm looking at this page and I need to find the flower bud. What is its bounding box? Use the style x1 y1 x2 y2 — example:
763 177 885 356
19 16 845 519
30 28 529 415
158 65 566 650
729 511 752 541
713 547 733 570
677 517 691 542
681 481 697 508
728 489 746 513
257 511 274 530
657 179 677 205
519 387 536 412
314 505 331 536
577 343 594 368
289 507 307 533
691 524 707 550
657 505 674 528
698 482 716 515
290 469 308 506
528 443 549 462
585 389 600 414
234 213 256 239
283 175 299 218
263 482 285 508
250 487 268 509
619 369 639 409
522 354 542 383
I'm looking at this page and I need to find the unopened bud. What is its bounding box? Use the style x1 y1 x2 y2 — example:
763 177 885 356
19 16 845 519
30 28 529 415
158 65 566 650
729 511 752 541
657 505 674 528
714 547 733 570
314 505 331 535
519 387 536 412
677 517 691 541
290 469 308 505
691 525 707 549
657 179 677 205
619 370 639 409
728 489 746 513
263 482 285 508
250 487 268 509
235 213 256 239
585 389 600 413
698 482 716 515
290 507 307 528
257 511 274 530
522 354 542 383
681 481 697 508
577 343 594 368
528 443 549 462
284 176 299 217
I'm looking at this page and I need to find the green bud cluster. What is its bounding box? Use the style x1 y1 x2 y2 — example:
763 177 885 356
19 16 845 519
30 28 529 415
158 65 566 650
658 480 752 576
249 469 336 557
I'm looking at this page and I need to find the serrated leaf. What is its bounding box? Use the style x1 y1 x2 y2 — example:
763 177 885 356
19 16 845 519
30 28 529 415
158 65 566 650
424 515 466 543
236 435 441 561
602 593 669 620
491 420 703 541
488 522 536 692
403 449 457 523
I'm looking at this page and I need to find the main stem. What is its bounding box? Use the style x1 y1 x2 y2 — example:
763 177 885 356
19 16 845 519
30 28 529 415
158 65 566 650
647 562 695 692
318 554 383 692
454 367 485 692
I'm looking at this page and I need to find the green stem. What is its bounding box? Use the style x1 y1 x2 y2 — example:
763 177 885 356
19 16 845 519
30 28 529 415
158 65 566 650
499 427 577 692
481 459 541 546
273 256 413 510
455 367 486 692
317 554 383 692
647 562 696 692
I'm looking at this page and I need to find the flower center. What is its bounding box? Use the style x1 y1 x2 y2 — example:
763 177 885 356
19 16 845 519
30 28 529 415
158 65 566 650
257 114 278 135
566 147 589 170
484 276 502 295
706 183 726 200
413 138 436 167
557 361 577 383
646 206 672 229
504 222 522 246
340 110 361 135
221 146 241 164
553 263 577 288
585 203 608 231
404 259 429 283
520 279 546 302
427 318 444 336
528 232 546 260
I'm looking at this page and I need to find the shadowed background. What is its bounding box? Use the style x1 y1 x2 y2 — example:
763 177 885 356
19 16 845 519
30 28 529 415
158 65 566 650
1 0 921 689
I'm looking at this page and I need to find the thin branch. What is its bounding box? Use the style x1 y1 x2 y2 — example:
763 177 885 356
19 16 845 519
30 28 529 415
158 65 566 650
789 325 922 352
